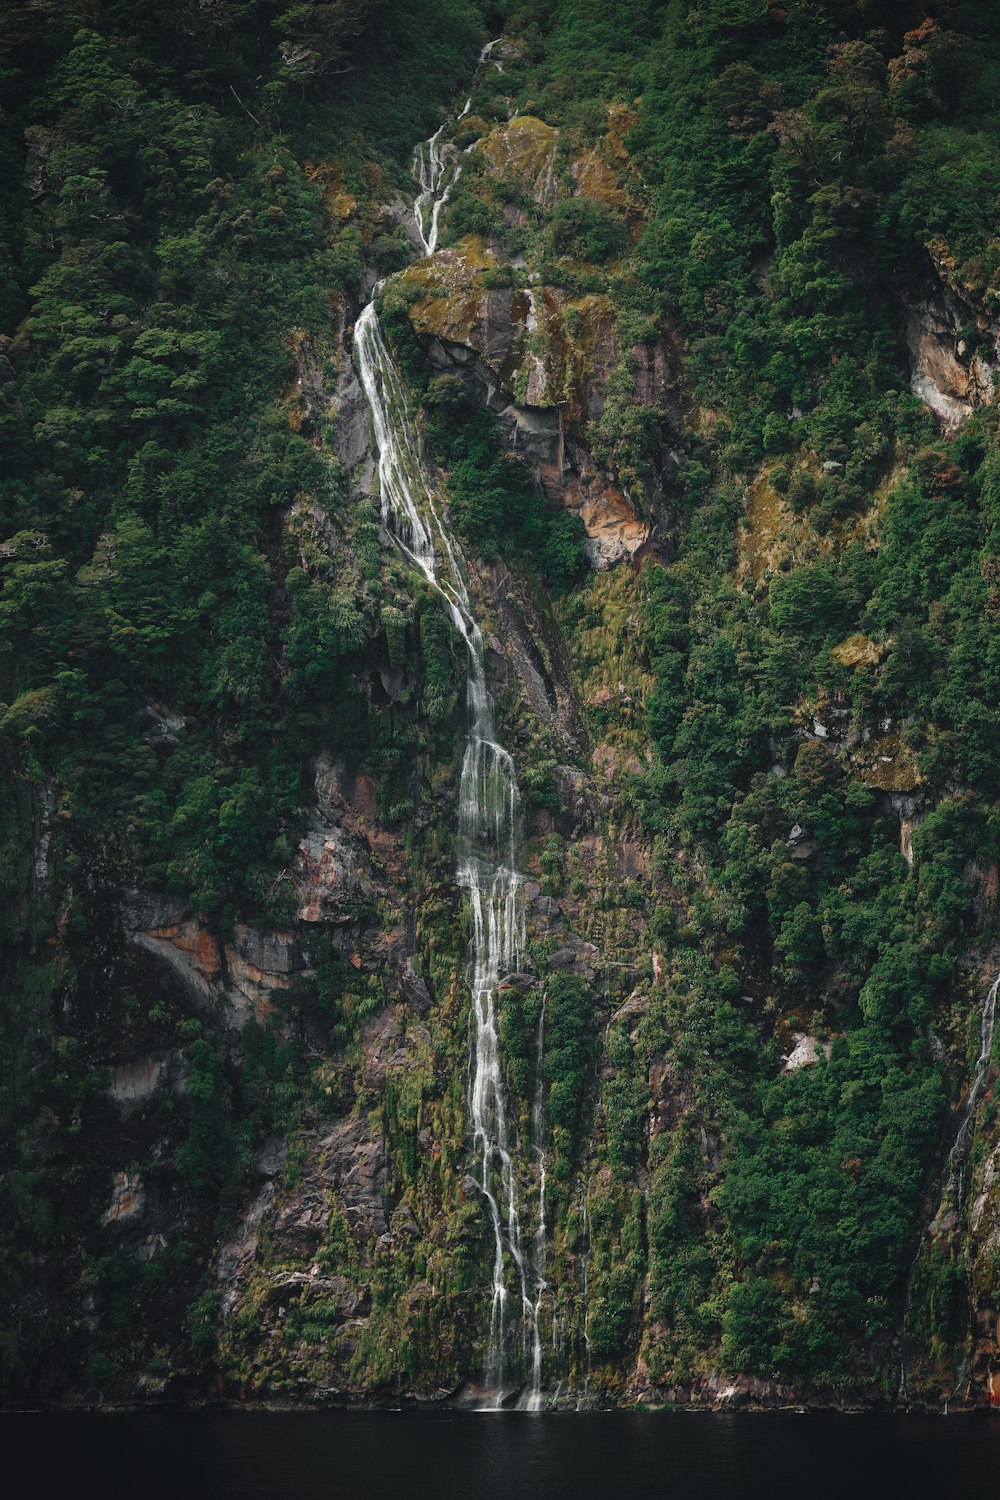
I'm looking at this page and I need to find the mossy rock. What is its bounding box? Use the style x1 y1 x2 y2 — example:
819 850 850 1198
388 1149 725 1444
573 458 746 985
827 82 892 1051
478 115 559 205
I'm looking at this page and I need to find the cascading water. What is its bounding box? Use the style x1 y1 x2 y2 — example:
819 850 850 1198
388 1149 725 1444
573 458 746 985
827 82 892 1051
412 41 496 256
897 968 1000 1401
526 998 548 1410
578 1185 592 1408
353 42 547 1410
940 971 1000 1211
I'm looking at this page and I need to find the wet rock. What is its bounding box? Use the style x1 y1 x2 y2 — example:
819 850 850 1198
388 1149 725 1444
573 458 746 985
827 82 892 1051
498 972 536 993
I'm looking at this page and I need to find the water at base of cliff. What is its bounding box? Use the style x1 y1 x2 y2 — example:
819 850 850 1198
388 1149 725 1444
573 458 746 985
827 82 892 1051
7 1409 1000 1500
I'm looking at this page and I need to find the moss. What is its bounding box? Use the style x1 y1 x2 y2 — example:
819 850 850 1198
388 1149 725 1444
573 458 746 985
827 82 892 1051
479 115 559 203
831 634 886 671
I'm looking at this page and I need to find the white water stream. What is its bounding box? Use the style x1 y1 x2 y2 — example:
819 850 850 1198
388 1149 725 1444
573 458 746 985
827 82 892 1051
897 968 1000 1401
940 971 1000 1211
353 42 546 1409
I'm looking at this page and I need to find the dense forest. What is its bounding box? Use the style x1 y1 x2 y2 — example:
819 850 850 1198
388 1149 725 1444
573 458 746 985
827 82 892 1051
4 0 1000 1410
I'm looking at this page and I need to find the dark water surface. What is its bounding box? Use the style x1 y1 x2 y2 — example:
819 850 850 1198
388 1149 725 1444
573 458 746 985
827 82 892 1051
5 1408 999 1499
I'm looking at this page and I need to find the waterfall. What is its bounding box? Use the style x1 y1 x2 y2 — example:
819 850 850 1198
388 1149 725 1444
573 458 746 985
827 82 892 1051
897 968 1000 1402
352 42 547 1409
526 997 548 1410
413 40 498 256
940 972 1000 1211
579 1185 592 1408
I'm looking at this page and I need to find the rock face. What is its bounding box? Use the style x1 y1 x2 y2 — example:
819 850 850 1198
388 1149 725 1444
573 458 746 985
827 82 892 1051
782 1033 833 1072
123 892 306 1033
479 116 560 206
903 251 999 433
398 235 670 566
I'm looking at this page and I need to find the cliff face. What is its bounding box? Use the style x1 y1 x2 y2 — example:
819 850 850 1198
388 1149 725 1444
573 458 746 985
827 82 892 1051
6 2 1000 1415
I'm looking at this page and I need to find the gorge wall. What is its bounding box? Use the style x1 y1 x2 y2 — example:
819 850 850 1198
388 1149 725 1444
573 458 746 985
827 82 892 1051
5 0 1000 1414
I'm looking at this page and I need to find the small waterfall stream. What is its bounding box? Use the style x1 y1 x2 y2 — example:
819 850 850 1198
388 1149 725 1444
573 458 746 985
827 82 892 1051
897 968 1000 1401
940 972 1000 1212
353 43 547 1410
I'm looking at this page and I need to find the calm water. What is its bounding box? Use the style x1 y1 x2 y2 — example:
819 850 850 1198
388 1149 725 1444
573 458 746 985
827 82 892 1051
4 1409 1000 1498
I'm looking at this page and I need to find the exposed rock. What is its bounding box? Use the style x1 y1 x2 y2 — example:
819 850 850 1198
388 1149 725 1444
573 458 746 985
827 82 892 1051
32 777 56 894
497 972 536 993
479 116 559 206
123 892 307 1031
890 791 925 866
403 959 432 1012
255 1136 288 1179
902 269 996 434
142 702 185 750
546 934 600 977
782 1033 832 1072
102 1170 145 1227
293 819 378 923
217 1179 278 1318
398 237 650 566
106 1053 184 1117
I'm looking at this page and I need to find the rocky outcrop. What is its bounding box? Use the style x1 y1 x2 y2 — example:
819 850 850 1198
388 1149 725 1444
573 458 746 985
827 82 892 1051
396 237 665 566
123 893 306 1033
479 116 559 206
902 250 999 433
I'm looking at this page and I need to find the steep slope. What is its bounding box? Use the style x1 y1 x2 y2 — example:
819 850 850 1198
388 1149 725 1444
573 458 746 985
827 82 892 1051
5 0 1000 1414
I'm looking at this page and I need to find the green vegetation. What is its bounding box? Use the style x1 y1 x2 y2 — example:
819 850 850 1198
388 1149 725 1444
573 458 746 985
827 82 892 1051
5 0 1000 1408
484 0 1000 1396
